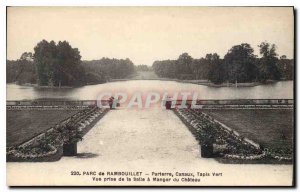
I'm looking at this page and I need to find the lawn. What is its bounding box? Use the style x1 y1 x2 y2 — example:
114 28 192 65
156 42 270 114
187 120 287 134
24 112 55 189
7 109 82 147
204 109 294 153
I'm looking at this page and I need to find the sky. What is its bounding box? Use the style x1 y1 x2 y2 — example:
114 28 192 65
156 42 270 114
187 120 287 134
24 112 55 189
7 7 294 65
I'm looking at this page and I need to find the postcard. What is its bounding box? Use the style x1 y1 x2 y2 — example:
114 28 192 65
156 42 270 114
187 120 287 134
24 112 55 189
6 6 294 186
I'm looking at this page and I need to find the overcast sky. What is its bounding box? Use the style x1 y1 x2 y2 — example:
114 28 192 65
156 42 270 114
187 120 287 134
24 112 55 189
7 7 294 65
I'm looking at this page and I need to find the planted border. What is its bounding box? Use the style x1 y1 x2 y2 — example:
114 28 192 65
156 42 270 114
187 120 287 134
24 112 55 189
174 108 292 163
7 107 109 162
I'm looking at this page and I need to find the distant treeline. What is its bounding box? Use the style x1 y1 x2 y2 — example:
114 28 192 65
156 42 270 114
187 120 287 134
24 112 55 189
135 65 151 71
7 53 36 85
152 43 294 84
7 40 294 86
7 40 135 86
82 58 135 84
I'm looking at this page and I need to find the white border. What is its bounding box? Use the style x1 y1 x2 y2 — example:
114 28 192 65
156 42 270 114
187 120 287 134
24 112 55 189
0 0 298 6
0 0 298 191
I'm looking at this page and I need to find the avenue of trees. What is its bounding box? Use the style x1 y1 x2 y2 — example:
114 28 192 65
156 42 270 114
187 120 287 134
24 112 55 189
152 42 294 84
7 40 135 86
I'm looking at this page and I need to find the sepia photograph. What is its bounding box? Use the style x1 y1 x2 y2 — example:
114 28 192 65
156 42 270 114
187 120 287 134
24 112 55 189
5 6 295 186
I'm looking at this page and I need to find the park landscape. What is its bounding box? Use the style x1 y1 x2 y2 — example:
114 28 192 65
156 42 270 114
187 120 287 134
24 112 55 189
6 39 294 163
6 7 294 186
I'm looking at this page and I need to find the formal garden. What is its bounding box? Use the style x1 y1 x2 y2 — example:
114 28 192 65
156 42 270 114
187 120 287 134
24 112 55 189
6 106 109 162
174 108 293 164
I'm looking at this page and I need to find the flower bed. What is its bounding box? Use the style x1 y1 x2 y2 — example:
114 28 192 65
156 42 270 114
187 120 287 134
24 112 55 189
7 125 65 162
174 108 292 162
7 107 109 162
7 144 63 162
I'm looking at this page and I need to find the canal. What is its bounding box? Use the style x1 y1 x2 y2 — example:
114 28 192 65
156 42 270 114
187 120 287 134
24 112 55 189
7 80 293 100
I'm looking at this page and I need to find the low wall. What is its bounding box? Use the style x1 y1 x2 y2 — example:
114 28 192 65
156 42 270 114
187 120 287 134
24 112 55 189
7 99 294 108
176 99 294 105
6 100 109 107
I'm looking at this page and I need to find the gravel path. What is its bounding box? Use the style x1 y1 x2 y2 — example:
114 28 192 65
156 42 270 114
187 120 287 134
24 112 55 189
7 108 293 186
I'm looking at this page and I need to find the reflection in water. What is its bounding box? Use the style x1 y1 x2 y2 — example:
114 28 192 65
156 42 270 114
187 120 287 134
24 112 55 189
7 80 293 100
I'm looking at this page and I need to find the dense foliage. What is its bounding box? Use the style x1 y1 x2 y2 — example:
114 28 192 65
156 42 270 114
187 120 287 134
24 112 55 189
135 64 151 71
6 41 293 86
223 43 257 83
82 58 135 83
152 42 294 84
33 40 85 86
7 52 37 84
7 40 135 86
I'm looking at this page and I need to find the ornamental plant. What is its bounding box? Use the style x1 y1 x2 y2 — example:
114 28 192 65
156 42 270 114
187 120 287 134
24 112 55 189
61 122 83 144
196 122 216 146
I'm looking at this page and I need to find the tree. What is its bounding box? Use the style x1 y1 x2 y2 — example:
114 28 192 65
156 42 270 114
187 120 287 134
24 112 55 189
55 41 84 86
277 58 294 80
33 40 57 86
206 53 225 84
136 65 150 71
152 60 177 78
81 57 135 83
258 42 281 82
224 43 257 83
280 55 287 59
15 52 34 82
20 52 33 61
6 52 36 84
33 40 84 86
176 53 193 75
191 58 210 80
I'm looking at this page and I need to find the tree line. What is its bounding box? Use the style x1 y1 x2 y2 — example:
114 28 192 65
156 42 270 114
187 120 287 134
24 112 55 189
135 65 151 71
7 40 135 86
82 58 135 84
7 40 293 86
152 42 294 84
7 52 36 84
